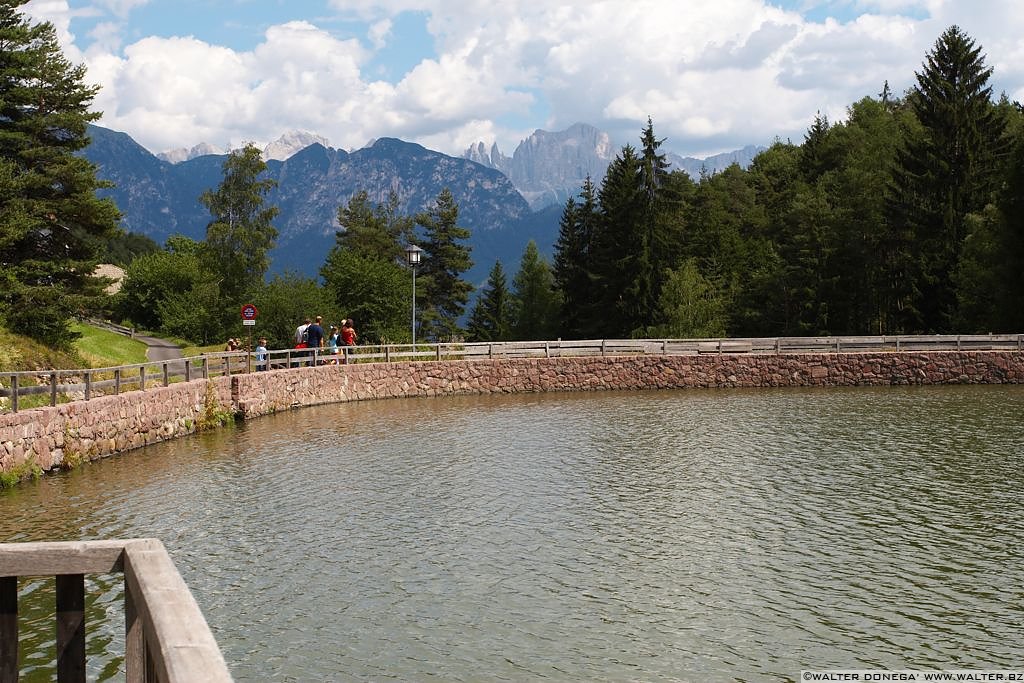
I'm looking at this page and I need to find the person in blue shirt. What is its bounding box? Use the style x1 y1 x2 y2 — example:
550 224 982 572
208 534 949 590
305 315 325 364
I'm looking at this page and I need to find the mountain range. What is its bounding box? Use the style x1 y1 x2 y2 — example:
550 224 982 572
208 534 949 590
463 122 763 211
82 123 764 287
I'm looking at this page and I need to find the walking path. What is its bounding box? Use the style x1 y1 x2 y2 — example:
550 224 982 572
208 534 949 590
134 335 188 377
136 334 183 363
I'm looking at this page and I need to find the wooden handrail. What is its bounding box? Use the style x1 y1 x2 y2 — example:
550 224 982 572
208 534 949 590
0 539 232 683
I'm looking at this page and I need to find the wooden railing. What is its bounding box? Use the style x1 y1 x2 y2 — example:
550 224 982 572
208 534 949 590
0 539 231 683
2 334 1023 413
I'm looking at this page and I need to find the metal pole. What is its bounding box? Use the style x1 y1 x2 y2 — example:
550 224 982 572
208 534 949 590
411 265 417 347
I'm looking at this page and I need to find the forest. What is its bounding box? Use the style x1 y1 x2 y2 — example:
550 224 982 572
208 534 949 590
2 1 1022 351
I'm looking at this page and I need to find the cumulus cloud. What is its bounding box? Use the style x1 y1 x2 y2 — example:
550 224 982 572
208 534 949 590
21 0 1024 159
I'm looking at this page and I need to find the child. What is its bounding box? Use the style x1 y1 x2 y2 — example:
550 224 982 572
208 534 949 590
255 337 268 371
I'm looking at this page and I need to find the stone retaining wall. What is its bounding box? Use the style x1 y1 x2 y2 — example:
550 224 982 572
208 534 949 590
3 351 1023 484
0 377 232 482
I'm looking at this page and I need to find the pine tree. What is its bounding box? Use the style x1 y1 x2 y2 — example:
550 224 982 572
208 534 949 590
886 26 1007 331
0 1 120 348
591 144 644 336
552 176 600 338
335 189 412 261
322 189 414 342
416 188 473 341
200 143 279 303
511 240 560 341
466 260 512 342
638 117 683 324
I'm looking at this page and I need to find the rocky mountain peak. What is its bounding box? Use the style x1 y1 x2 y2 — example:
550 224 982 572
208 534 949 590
263 130 331 161
156 141 225 164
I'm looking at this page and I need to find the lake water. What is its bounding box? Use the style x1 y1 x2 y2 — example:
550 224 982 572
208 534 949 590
2 385 1023 681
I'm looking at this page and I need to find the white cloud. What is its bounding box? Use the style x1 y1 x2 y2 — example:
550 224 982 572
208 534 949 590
21 0 1024 160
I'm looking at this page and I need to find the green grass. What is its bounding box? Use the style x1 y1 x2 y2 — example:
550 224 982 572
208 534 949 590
0 327 85 373
180 342 225 358
71 322 149 368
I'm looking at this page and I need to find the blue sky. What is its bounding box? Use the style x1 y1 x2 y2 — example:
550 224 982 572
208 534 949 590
24 0 1024 160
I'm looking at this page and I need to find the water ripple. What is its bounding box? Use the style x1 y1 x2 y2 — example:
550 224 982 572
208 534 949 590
1 385 1023 681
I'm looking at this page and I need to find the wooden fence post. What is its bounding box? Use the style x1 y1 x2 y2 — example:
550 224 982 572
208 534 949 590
1 576 16 683
10 376 17 414
114 368 121 396
56 574 86 683
124 570 144 683
84 372 92 402
50 372 58 407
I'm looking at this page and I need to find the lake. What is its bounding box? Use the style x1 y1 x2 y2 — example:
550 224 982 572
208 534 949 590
2 385 1023 681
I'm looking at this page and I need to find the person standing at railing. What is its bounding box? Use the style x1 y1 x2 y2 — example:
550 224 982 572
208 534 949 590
255 337 268 371
327 325 341 364
341 318 357 364
295 318 311 346
306 316 325 364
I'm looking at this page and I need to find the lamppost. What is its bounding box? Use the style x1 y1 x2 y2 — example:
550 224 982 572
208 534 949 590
405 244 424 345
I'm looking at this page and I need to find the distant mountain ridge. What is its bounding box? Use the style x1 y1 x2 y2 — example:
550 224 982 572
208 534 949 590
83 125 544 287
464 123 765 210
465 123 616 210
156 130 332 164
83 122 766 287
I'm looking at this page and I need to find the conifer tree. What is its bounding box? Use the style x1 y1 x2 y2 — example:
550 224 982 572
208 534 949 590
511 240 560 341
592 144 644 336
553 177 600 338
334 189 412 261
466 260 512 342
886 25 1006 331
322 189 413 342
416 188 473 341
0 1 120 348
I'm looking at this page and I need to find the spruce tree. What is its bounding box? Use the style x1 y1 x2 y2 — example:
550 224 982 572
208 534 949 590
552 177 600 338
886 26 1006 331
592 144 644 336
0 1 120 348
335 189 412 261
416 188 473 341
511 240 560 341
466 260 512 342
322 189 413 342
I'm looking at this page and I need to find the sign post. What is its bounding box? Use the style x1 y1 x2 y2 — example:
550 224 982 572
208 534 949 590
240 304 259 372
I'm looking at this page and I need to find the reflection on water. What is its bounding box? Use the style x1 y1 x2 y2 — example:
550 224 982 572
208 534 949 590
2 386 1023 681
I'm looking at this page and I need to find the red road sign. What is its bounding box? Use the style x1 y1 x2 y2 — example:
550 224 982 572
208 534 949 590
240 303 259 320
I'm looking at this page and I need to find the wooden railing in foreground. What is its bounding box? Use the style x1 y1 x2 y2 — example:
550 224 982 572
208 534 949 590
2 334 1023 413
0 539 231 683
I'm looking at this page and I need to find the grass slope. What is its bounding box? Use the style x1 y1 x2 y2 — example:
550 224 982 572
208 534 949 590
0 322 150 372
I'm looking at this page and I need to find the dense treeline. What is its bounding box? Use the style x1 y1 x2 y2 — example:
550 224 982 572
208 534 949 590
3 0 1022 354
545 26 1024 339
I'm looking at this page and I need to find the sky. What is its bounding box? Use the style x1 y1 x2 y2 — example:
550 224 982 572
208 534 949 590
22 0 1024 160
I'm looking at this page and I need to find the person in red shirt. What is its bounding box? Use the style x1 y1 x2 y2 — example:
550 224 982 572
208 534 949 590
340 319 357 363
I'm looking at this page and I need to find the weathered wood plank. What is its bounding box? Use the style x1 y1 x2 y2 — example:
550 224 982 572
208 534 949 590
0 576 16 683
123 540 232 683
125 576 146 683
0 540 129 577
56 574 86 683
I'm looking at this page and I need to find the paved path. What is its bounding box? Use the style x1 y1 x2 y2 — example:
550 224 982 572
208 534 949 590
135 336 189 378
135 334 184 363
